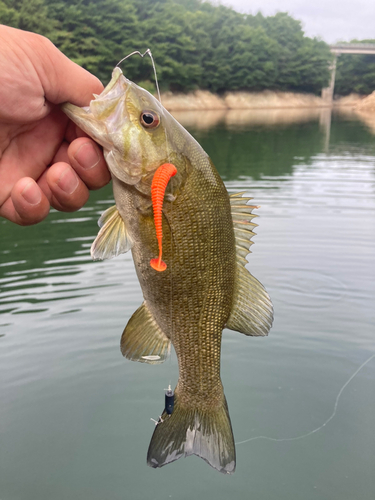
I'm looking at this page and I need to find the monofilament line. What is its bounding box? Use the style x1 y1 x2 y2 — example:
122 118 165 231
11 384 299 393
116 49 162 103
117 49 174 367
236 353 375 445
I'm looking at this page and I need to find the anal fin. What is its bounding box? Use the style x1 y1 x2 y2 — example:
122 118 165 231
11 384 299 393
121 302 170 364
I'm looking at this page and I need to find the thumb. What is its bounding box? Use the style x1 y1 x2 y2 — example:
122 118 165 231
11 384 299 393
33 35 104 107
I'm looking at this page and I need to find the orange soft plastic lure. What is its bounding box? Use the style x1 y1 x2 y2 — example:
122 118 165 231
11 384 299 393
150 163 178 271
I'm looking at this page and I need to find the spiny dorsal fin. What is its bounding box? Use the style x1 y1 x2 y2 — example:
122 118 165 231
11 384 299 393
230 191 258 258
91 205 133 261
121 302 170 364
228 192 273 336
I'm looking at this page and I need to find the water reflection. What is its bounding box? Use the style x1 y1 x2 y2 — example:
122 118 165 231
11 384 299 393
171 107 375 181
340 107 375 136
1 108 375 500
172 107 327 130
173 106 375 153
319 108 332 152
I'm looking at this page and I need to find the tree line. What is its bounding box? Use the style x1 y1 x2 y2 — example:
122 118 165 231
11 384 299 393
0 0 374 95
335 40 375 95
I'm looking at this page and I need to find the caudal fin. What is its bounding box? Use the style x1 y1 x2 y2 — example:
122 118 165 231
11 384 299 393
147 393 236 474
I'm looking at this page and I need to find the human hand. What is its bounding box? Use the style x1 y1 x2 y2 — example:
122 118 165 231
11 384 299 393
0 25 111 226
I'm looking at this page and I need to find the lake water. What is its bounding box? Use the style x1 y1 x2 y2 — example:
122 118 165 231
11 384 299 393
1 108 374 500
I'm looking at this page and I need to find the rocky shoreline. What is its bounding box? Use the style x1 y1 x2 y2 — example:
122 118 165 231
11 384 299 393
160 90 366 112
356 90 375 112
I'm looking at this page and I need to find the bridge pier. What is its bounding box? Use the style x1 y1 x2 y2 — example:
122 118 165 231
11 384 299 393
322 43 375 106
321 54 338 105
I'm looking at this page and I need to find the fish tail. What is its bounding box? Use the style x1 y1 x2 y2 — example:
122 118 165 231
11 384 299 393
147 391 236 474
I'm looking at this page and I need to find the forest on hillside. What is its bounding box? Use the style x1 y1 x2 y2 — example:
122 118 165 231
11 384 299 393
335 41 375 96
0 0 374 95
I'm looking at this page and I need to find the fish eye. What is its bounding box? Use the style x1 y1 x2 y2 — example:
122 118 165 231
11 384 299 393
140 110 160 129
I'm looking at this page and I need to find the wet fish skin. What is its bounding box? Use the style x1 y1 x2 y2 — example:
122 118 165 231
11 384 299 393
62 68 273 474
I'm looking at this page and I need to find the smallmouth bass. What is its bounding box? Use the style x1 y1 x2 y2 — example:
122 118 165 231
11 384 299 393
62 68 273 474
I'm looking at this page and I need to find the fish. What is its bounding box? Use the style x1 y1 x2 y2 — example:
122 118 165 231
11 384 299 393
62 67 273 474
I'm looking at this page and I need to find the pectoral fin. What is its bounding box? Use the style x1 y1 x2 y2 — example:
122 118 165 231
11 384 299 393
227 192 273 336
91 205 133 260
121 302 171 364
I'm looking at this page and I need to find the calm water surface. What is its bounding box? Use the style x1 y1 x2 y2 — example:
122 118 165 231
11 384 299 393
0 108 374 500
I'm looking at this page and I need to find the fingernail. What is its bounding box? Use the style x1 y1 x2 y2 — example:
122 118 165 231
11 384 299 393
74 143 100 170
57 167 79 194
21 181 42 205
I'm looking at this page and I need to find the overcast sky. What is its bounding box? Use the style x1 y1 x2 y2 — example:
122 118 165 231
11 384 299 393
214 0 375 44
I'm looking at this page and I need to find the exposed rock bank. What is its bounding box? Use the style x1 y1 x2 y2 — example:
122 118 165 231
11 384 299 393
354 91 375 134
161 90 365 112
356 90 375 112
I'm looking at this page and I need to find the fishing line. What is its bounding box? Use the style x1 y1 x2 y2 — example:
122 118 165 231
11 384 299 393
116 49 162 103
164 129 174 367
117 48 174 359
236 353 375 446
119 50 176 397
165 125 175 373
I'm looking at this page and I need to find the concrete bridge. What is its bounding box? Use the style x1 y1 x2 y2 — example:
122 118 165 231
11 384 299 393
330 43 375 55
322 43 375 103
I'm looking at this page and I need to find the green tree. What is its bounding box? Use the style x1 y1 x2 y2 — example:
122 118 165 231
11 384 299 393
0 0 333 93
335 40 375 95
0 0 57 36
0 0 19 26
247 12 332 92
44 0 143 83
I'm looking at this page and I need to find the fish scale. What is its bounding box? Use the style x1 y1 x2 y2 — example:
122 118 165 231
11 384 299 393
142 168 234 395
62 66 273 474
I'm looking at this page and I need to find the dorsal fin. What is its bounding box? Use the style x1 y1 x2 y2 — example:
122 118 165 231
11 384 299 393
230 191 258 260
227 192 273 336
91 205 133 261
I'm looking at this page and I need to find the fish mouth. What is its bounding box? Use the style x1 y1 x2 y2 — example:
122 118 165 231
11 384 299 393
62 102 111 148
62 68 164 187
61 67 130 151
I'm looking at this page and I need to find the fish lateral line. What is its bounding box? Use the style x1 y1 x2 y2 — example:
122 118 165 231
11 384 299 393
150 163 177 272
